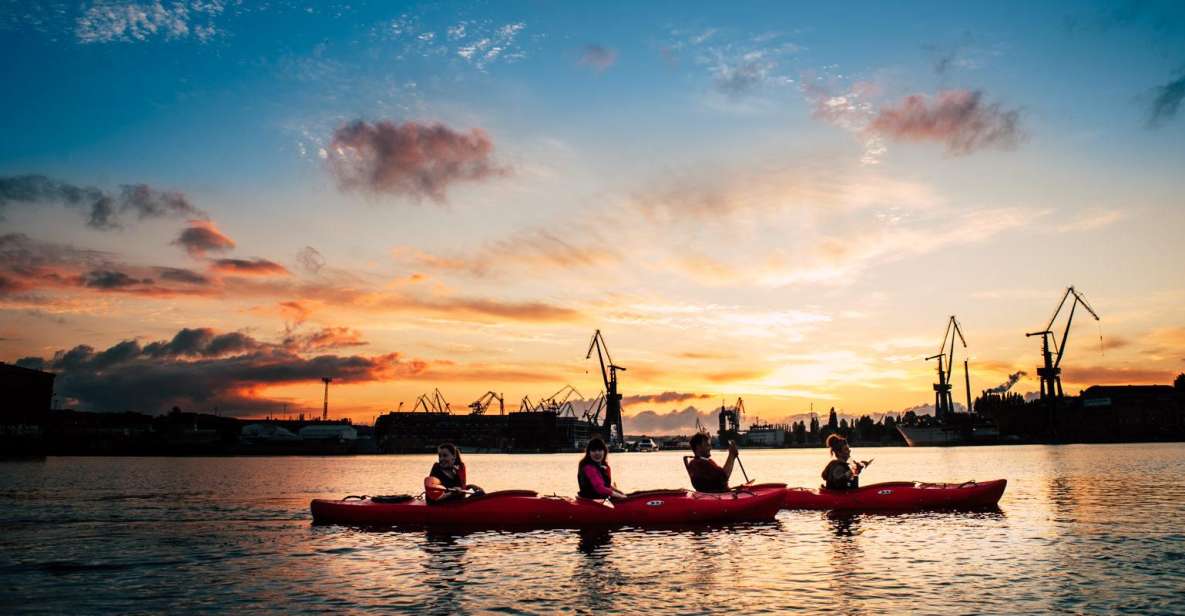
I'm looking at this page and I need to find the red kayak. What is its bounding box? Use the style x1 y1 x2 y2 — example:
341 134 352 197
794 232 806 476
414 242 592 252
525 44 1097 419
310 484 786 529
776 479 1007 511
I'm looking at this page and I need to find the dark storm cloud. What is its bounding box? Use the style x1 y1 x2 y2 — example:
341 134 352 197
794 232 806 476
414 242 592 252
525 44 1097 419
16 326 425 414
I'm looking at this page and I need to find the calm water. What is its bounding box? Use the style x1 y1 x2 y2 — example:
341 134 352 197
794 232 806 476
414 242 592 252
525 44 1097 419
1 444 1184 614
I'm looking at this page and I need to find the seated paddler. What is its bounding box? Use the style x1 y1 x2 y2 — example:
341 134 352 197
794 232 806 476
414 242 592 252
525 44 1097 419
685 433 739 493
822 434 872 490
424 442 484 504
577 437 627 500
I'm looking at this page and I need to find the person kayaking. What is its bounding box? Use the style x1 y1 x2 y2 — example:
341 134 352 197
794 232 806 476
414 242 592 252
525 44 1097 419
685 432 740 493
577 437 627 500
425 443 484 504
822 434 872 490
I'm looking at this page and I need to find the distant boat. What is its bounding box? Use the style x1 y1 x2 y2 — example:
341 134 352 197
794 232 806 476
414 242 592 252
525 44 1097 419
896 422 1000 447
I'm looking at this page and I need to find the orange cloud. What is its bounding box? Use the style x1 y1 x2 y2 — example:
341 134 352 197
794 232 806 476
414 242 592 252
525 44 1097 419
173 220 235 257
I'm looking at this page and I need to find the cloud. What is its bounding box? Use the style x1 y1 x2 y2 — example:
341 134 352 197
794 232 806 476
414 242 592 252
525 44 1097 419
1147 70 1185 127
155 266 211 285
75 0 224 44
868 90 1025 155
454 21 527 69
0 233 219 300
1057 209 1124 233
621 391 712 407
393 228 619 278
81 269 153 289
624 405 717 434
1062 365 1178 386
173 220 235 257
296 246 325 274
211 258 289 276
15 326 425 414
712 51 779 97
326 120 508 201
282 326 368 352
0 174 205 229
382 16 529 70
579 44 617 72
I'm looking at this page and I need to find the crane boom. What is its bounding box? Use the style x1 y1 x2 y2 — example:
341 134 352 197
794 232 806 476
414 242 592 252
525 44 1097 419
1028 286 1102 402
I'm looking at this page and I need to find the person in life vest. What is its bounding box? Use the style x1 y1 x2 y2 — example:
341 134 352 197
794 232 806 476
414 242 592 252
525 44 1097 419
821 434 872 490
684 432 739 493
424 443 484 504
577 437 627 500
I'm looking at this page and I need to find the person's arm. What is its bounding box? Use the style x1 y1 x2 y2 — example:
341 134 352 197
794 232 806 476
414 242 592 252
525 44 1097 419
583 465 615 498
720 440 739 479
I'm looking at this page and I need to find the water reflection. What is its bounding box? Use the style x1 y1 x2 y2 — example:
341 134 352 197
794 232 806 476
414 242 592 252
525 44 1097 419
420 532 467 615
826 512 865 616
574 529 620 611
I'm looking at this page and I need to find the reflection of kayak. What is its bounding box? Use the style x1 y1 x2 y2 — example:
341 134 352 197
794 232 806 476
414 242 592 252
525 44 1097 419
776 479 1007 511
310 485 786 528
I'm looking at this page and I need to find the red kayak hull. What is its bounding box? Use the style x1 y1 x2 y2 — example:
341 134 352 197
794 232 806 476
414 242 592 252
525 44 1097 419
311 485 786 529
780 479 1007 511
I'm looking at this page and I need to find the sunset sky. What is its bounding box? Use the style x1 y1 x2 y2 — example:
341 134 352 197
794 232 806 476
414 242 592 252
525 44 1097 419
2 1 1183 431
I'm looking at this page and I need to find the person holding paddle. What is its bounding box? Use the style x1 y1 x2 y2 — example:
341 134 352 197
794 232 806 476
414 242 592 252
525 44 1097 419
425 442 484 504
577 437 627 500
685 432 741 493
822 434 872 490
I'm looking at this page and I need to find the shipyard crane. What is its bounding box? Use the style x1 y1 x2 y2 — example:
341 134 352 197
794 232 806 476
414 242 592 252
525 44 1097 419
413 388 451 413
718 397 744 444
468 391 504 415
1026 286 1101 401
925 316 970 419
581 392 606 425
586 330 625 446
539 384 584 412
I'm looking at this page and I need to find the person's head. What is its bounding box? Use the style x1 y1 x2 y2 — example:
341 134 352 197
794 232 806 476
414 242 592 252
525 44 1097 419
582 437 609 465
826 434 850 461
437 443 462 469
690 432 712 457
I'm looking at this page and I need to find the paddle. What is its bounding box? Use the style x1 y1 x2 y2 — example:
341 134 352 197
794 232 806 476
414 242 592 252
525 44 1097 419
730 440 752 483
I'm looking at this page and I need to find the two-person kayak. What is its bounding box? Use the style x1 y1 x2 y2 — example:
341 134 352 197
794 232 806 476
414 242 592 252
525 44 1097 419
775 479 1007 511
310 484 786 529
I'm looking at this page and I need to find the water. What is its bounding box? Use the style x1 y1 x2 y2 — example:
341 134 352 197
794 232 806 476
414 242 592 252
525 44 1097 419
1 444 1183 614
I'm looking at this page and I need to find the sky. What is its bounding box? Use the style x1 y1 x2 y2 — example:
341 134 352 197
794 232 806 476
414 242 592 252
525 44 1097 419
1 0 1183 431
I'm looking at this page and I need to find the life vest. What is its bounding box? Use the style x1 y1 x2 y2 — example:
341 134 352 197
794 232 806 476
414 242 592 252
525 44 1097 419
822 459 859 490
425 462 467 502
577 460 613 499
686 456 729 493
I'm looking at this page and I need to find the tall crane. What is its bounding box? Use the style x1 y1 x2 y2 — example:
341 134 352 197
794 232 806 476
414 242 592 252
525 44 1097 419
468 391 504 415
586 329 625 446
925 316 969 420
1026 286 1101 401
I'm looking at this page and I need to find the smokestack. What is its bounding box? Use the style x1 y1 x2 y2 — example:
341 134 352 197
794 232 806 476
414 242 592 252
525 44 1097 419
321 377 332 420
